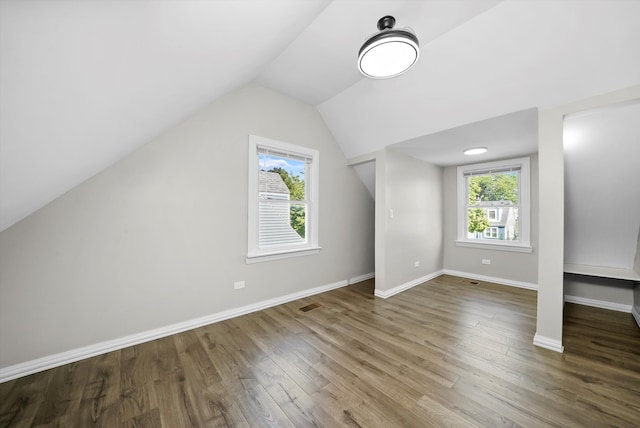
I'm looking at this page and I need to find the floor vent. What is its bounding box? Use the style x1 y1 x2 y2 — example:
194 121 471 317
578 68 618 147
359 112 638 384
299 303 321 312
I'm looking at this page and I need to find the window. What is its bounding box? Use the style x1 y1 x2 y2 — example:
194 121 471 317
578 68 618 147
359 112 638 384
457 157 531 252
484 227 499 239
247 135 320 263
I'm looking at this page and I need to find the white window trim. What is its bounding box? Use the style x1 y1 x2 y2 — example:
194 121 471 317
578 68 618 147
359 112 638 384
247 135 321 263
456 157 532 253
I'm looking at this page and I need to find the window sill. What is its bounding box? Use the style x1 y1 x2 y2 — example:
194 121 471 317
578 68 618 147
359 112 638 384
455 240 533 253
246 246 322 264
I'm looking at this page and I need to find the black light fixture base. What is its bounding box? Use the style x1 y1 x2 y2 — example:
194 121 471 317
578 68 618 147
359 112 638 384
377 15 396 31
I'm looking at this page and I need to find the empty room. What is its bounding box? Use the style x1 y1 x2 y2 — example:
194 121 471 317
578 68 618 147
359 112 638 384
1 1 639 426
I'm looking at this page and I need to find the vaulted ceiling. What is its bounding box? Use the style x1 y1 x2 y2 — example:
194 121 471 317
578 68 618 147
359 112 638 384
1 0 639 231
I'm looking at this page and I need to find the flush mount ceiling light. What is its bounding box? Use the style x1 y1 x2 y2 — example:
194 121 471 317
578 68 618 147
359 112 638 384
358 15 420 79
463 147 488 156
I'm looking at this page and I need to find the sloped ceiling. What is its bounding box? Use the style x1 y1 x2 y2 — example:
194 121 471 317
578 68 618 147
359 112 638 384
1 0 639 232
317 0 640 159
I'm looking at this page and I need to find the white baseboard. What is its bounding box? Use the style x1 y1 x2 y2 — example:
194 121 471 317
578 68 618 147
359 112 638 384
533 333 564 353
374 270 444 299
442 269 538 291
631 306 640 328
349 272 375 284
564 295 632 313
0 279 350 384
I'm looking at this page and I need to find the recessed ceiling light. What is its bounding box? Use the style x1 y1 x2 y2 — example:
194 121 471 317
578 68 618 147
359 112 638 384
358 16 420 79
463 147 488 156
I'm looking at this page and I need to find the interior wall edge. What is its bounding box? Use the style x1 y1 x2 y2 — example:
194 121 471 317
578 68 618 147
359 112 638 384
632 304 640 329
349 272 375 284
634 283 640 328
532 333 564 353
442 269 538 291
563 295 632 313
374 270 443 299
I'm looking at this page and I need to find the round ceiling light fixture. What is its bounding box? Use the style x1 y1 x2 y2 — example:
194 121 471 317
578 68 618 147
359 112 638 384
358 15 420 79
463 147 488 156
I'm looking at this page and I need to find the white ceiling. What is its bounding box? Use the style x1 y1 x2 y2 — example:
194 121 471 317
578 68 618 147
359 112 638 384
1 0 639 231
256 0 502 105
389 108 538 167
318 0 640 160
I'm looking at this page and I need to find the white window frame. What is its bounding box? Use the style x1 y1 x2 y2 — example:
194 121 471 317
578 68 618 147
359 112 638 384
484 227 499 239
247 135 320 263
456 157 532 253
487 209 498 221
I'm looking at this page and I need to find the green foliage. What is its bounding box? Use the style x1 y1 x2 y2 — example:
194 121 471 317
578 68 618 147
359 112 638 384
468 173 518 204
468 208 490 234
290 205 306 239
269 167 306 238
269 167 305 201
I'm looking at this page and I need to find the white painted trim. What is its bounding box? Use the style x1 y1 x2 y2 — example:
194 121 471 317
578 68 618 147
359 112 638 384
632 306 640 328
533 333 564 353
454 241 533 253
442 269 538 291
563 263 640 281
246 247 321 264
564 295 632 313
374 270 443 299
0 279 348 384
349 272 375 284
247 134 320 262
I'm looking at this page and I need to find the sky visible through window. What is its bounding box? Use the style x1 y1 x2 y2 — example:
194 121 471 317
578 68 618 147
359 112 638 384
259 155 305 179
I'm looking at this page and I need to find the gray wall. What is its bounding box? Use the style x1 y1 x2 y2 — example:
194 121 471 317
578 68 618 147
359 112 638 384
442 154 539 285
561 102 640 316
635 284 640 322
564 102 640 270
635 228 640 274
0 83 375 369
564 274 633 305
635 230 640 323
375 149 443 293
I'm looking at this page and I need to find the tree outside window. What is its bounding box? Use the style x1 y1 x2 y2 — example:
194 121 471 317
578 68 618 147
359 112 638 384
262 164 306 239
466 172 519 241
457 157 530 251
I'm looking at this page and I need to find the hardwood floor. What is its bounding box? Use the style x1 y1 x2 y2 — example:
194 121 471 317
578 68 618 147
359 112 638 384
1 275 639 427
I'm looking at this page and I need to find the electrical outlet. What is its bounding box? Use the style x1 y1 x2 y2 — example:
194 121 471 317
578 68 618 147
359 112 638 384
234 281 245 290
414 261 420 267
482 259 491 265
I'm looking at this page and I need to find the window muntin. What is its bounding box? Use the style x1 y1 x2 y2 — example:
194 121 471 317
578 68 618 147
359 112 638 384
457 157 530 251
248 135 320 262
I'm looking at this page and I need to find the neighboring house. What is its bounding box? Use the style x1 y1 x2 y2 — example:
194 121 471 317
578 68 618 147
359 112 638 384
258 171 304 247
483 204 518 241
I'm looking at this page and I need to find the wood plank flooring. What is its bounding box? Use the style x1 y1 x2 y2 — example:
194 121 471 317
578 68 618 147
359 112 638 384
1 274 639 427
